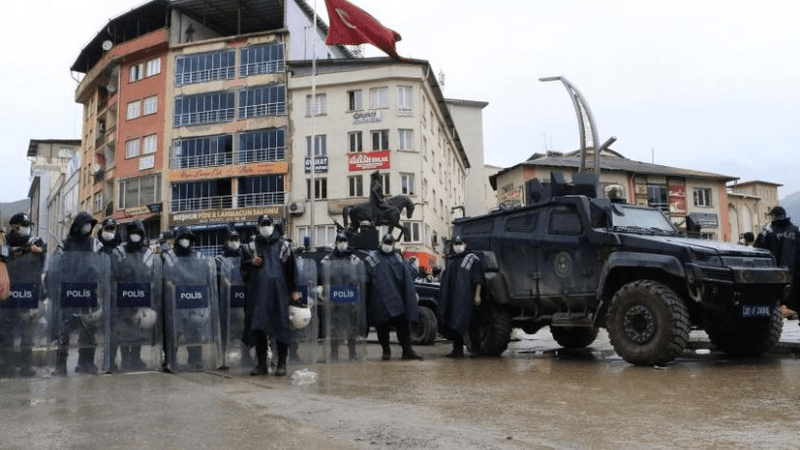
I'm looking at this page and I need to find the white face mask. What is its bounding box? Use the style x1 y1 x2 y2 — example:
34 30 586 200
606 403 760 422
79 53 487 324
453 244 466 254
178 238 191 248
227 241 240 251
381 244 394 254
259 226 274 237
17 226 31 237
81 223 93 235
101 231 116 241
336 242 348 252
129 234 142 243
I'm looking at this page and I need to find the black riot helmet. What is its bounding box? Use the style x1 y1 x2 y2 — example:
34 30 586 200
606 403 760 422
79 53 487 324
258 215 273 226
101 217 118 231
769 206 787 221
335 232 348 243
381 233 395 245
9 213 33 226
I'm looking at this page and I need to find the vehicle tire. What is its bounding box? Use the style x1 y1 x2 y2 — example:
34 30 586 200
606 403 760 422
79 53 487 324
607 280 689 365
410 306 437 345
706 305 783 357
475 304 512 356
550 326 599 349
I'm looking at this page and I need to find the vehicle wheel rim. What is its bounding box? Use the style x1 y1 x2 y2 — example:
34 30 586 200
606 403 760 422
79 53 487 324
623 304 656 345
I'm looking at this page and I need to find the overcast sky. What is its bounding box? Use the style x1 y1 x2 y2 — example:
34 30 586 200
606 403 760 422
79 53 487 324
2 0 798 203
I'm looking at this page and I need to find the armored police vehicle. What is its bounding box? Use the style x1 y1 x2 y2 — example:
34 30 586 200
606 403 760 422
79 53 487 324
454 172 789 365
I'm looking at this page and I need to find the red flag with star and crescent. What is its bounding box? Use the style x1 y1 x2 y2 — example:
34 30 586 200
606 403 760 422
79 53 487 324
324 0 404 59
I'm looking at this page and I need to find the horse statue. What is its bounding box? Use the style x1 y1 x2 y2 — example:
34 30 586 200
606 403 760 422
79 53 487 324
343 195 416 240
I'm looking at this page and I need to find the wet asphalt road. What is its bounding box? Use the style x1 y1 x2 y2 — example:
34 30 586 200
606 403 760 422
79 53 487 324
4 322 800 449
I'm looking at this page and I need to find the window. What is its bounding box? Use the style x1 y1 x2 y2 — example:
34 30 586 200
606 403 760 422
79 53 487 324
548 206 582 235
401 173 415 195
372 129 389 150
126 100 141 120
125 139 139 158
402 221 422 243
142 134 157 155
129 63 143 82
694 188 713 207
240 42 285 77
119 175 161 209
398 129 413 150
238 84 286 119
143 95 158 115
171 179 232 212
146 57 161 77
175 50 236 86
397 86 412 114
349 175 363 197
298 225 337 248
348 131 363 152
380 173 390 196
370 87 388 109
172 134 233 169
174 92 235 127
306 93 326 116
94 192 104 213
348 90 363 111
238 175 285 207
305 135 327 157
238 128 285 163
647 185 669 213
307 178 328 200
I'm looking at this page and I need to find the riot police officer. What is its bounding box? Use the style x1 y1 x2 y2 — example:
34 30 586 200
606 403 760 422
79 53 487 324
438 236 484 358
6 213 45 258
364 234 422 361
755 206 800 315
241 215 299 376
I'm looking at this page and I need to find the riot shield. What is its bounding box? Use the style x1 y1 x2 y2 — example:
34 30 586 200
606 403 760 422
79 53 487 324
162 254 221 372
320 254 368 363
110 251 163 372
47 251 111 376
217 256 253 372
290 256 320 367
0 252 48 377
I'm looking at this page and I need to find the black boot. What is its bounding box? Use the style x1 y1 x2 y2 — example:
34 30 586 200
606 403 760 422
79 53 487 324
275 341 288 376
75 348 97 374
397 323 423 361
55 348 68 376
186 346 203 370
250 352 268 376
378 326 391 360
446 335 465 358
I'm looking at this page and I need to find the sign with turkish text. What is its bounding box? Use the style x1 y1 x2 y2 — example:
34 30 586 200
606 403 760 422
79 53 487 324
349 151 390 171
170 205 285 226
169 161 288 182
304 156 329 173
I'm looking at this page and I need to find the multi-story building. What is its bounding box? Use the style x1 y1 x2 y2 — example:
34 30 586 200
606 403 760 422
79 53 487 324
287 58 469 269
70 0 350 254
490 149 740 242
727 180 782 242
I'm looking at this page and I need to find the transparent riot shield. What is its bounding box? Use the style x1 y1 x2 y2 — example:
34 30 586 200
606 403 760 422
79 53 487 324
290 256 320 367
110 251 163 372
218 256 253 372
0 252 48 377
47 251 111 376
320 255 368 363
162 254 221 372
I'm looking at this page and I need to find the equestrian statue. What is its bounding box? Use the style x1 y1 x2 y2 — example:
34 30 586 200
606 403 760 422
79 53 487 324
342 171 415 240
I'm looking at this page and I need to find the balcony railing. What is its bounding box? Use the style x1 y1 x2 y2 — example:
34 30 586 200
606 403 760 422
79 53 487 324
171 195 233 212
170 153 233 170
237 192 285 208
238 147 285 164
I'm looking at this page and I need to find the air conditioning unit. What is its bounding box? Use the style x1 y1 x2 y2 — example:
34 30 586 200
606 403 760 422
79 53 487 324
288 202 305 215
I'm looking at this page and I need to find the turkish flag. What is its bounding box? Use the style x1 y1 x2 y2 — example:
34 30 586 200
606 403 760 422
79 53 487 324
324 0 403 59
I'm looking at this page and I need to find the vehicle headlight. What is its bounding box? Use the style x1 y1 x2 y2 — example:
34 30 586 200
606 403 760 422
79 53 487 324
688 248 723 267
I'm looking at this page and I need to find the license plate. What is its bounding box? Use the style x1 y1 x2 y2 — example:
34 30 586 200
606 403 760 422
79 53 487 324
741 304 772 318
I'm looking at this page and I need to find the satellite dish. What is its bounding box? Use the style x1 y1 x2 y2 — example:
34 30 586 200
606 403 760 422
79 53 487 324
102 40 113 51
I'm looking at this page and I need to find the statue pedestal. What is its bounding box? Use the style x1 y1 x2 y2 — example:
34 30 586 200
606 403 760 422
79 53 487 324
348 228 379 252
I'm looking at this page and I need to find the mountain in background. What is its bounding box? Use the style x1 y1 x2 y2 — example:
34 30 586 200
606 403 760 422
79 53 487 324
781 190 800 224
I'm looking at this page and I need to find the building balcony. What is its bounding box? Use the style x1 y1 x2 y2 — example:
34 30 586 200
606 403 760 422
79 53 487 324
171 195 233 212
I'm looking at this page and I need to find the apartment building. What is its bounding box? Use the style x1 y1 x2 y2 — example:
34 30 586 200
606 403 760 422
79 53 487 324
491 149 739 242
287 58 470 269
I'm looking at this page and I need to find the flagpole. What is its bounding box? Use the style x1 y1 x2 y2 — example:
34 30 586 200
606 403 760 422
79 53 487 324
310 0 318 248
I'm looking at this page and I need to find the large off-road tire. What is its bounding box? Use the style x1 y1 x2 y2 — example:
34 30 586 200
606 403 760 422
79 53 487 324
607 280 690 365
475 305 512 356
550 326 599 349
706 305 783 357
410 306 437 346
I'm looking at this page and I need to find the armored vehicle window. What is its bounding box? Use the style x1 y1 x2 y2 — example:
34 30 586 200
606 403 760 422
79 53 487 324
461 220 493 235
505 213 538 232
548 206 582 235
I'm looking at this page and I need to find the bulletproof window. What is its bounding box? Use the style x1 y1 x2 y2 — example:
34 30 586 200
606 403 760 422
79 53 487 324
505 212 539 232
548 206 582 236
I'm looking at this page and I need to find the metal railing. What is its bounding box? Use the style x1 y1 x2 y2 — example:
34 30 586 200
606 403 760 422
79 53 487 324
171 195 233 212
170 153 233 170
237 192 285 208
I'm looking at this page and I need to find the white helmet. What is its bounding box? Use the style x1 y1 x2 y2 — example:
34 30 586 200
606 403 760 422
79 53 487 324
289 305 312 330
133 307 158 330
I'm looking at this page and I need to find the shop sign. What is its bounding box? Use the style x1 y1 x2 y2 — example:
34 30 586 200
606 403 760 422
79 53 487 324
349 151 390 171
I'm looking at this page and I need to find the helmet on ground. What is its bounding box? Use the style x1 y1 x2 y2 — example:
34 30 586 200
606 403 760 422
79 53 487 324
289 304 312 330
